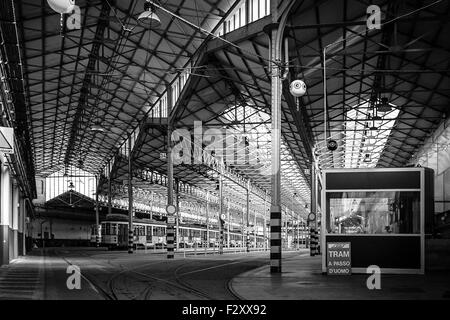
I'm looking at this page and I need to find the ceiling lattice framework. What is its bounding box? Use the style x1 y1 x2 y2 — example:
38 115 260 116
10 0 450 213
17 0 233 177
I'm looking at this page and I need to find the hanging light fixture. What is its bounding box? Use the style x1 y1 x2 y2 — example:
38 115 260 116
366 131 377 140
47 0 75 14
377 97 392 113
363 153 371 163
90 120 105 132
137 0 161 29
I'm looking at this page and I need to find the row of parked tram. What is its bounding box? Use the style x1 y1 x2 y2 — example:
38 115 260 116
91 214 268 250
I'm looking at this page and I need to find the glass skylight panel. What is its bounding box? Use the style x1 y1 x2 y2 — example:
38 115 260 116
343 102 399 168
45 166 97 201
220 103 310 207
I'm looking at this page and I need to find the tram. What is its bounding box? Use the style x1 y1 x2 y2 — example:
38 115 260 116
100 214 267 250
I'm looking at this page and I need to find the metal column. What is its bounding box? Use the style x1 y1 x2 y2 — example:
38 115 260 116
241 205 245 250
107 162 112 216
95 176 100 247
127 139 133 254
206 191 210 248
269 22 283 273
227 200 230 249
266 0 296 274
149 191 154 220
253 209 257 249
175 180 180 250
263 217 267 251
246 182 250 252
263 191 268 251
310 161 317 256
167 124 175 259
218 174 224 254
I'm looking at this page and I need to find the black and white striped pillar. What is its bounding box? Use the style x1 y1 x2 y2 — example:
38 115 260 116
219 221 224 254
310 227 319 256
218 174 224 254
128 229 134 254
95 182 100 248
166 117 176 259
246 181 250 253
246 228 250 252
167 225 174 259
314 228 320 255
127 138 133 254
96 226 100 248
309 227 315 256
270 210 282 273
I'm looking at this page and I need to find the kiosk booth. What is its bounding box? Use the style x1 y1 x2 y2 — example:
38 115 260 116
321 167 434 274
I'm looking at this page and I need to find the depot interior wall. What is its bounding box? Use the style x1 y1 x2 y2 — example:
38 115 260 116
33 176 46 205
415 118 450 214
0 154 27 265
31 217 92 241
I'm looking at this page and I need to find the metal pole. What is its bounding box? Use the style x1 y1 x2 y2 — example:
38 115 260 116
219 174 224 254
107 162 112 216
246 181 250 253
167 124 175 259
297 212 300 250
95 177 100 247
254 209 257 250
291 194 295 250
323 47 327 149
242 205 245 251
227 200 230 250
269 22 282 272
40 220 45 250
128 138 133 254
206 191 209 251
263 191 268 251
263 216 267 251
149 191 153 220
175 179 180 250
266 1 296 272
310 161 317 256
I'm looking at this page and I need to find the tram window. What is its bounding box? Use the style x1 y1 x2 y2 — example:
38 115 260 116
111 224 117 235
134 225 144 236
154 226 165 236
327 191 420 234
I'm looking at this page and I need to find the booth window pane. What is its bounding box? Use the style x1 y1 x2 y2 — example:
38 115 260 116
326 191 421 234
444 169 450 212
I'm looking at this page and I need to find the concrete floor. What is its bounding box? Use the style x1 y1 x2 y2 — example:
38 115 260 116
231 256 450 300
0 248 297 300
1 248 449 300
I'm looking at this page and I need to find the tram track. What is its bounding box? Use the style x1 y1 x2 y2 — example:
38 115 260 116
95 255 256 300
58 253 116 300
49 248 303 300
57 249 207 300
